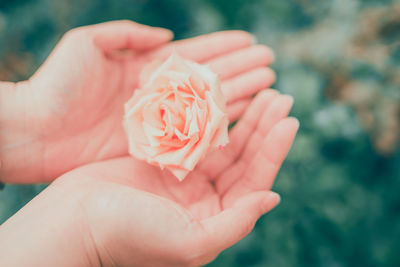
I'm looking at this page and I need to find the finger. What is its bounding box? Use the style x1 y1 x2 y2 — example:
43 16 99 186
206 45 275 80
90 20 173 52
241 94 294 162
222 67 276 103
222 118 299 208
226 98 252 122
149 30 253 63
200 191 280 253
216 95 293 195
197 89 278 178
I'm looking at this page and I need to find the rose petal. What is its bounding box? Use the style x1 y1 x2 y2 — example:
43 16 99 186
124 53 229 181
168 166 190 182
153 136 198 167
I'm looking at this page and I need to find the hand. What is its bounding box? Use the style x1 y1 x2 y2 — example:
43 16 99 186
0 91 298 266
0 20 276 183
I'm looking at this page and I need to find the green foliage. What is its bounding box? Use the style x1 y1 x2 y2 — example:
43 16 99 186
1 0 399 266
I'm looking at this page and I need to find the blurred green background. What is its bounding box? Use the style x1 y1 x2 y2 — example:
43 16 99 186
1 0 399 266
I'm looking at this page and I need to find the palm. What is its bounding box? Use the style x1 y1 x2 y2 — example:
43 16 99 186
56 90 298 266
0 95 297 267
71 89 297 220
26 21 276 181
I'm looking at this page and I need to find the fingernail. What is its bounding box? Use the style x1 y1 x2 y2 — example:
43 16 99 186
263 192 281 212
288 117 300 129
270 192 281 203
282 94 294 105
159 28 174 39
251 34 258 45
166 29 174 39
270 50 276 63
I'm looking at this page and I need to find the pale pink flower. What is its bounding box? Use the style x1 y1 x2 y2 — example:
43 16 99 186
124 54 229 181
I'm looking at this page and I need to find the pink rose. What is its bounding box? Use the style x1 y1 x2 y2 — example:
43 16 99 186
123 54 229 181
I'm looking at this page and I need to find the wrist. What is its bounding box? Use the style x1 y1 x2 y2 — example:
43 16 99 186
0 80 45 183
0 177 101 267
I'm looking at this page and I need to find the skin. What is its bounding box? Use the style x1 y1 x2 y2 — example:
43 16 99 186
0 20 298 266
0 20 276 183
0 91 298 266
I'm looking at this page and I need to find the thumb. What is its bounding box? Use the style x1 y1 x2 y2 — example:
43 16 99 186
200 191 280 253
91 20 173 52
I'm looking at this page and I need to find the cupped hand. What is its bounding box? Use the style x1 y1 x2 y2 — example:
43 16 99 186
1 20 276 183
0 90 297 266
